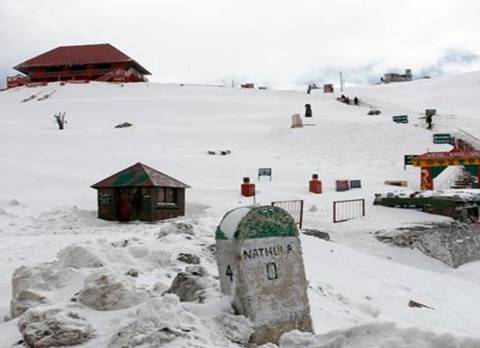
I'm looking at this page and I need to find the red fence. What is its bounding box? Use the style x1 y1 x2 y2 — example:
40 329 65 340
271 200 304 229
333 199 365 223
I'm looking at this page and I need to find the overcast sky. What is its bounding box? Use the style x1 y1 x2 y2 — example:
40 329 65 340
1 0 480 88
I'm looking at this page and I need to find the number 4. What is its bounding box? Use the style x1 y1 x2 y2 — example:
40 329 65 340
226 265 233 281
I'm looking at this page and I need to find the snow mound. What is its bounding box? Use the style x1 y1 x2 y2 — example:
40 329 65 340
57 245 105 269
108 294 252 348
158 222 195 238
10 264 74 318
78 271 149 311
276 322 480 348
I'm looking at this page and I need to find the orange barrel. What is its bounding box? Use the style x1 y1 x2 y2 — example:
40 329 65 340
241 177 256 197
309 174 322 194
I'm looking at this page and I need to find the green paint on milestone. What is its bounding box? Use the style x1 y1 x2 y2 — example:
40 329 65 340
216 206 298 240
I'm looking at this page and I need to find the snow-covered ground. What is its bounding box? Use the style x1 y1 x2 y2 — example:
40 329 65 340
1 72 480 347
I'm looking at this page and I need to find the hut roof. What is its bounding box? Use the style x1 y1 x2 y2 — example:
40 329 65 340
91 162 190 189
14 43 151 75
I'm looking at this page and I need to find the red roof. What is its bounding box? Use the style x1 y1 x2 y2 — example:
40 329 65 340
14 44 151 75
91 162 190 189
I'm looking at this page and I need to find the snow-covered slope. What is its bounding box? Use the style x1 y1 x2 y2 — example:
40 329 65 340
1 73 480 347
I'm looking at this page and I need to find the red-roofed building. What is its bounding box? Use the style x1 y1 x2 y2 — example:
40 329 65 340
7 43 151 88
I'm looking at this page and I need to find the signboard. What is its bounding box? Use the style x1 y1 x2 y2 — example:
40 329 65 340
425 109 437 116
216 206 312 345
350 179 362 188
258 168 272 181
433 133 452 144
404 155 414 166
98 191 112 205
393 115 409 124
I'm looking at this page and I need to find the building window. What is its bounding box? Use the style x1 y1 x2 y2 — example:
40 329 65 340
46 66 62 72
95 63 111 69
156 188 177 207
165 188 176 203
71 65 87 71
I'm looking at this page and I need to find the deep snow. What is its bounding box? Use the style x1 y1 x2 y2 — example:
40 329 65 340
1 73 480 347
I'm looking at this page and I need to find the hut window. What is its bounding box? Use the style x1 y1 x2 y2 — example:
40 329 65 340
165 188 176 203
155 188 177 207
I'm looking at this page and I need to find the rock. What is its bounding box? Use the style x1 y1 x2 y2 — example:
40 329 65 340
10 290 46 319
176 253 200 264
57 245 104 269
115 122 133 128
213 313 253 345
126 268 139 277
10 264 73 318
302 229 330 241
18 308 94 347
79 271 148 311
185 265 208 277
164 272 208 302
376 223 480 268
158 222 194 238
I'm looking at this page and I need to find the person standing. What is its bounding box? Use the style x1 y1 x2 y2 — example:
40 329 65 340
426 114 433 129
305 104 312 117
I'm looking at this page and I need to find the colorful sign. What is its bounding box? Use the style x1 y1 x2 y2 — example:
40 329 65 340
412 150 480 167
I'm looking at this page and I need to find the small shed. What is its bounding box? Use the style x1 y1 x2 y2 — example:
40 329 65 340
323 84 334 93
91 162 190 222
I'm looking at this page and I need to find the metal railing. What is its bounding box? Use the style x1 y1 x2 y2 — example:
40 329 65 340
333 199 365 223
271 200 304 228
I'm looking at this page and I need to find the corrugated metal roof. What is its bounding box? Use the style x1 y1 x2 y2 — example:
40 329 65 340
14 44 151 75
91 162 190 189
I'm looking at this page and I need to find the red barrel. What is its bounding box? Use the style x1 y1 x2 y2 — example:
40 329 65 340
335 180 350 192
241 177 256 197
309 174 322 194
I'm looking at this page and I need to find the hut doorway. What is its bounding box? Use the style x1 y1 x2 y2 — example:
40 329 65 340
117 189 131 222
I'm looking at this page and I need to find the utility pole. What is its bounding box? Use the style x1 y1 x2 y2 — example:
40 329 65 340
339 71 344 92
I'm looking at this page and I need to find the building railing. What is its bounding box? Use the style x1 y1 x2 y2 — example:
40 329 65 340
31 68 114 79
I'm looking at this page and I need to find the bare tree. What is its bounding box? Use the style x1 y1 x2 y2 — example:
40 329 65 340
54 112 67 130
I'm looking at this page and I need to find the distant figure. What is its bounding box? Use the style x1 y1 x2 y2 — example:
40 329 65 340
307 84 312 94
345 97 350 105
354 97 359 105
305 104 312 117
426 114 433 129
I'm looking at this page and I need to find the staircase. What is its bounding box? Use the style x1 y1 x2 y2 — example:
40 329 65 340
451 167 475 189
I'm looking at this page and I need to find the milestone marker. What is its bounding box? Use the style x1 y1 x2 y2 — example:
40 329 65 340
215 205 313 345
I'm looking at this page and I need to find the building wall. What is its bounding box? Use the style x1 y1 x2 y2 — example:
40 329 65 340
97 187 186 222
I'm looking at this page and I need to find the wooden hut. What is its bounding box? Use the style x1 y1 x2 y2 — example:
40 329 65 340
8 43 150 87
91 162 190 222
